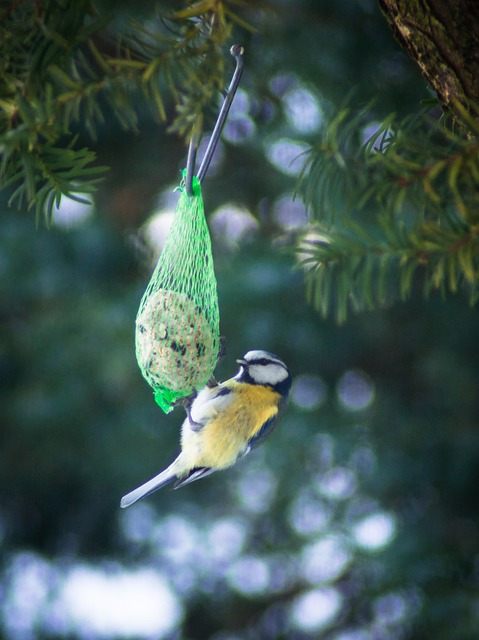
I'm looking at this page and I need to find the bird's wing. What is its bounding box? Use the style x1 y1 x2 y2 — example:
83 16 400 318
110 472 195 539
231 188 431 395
246 394 289 452
245 413 278 451
188 385 234 430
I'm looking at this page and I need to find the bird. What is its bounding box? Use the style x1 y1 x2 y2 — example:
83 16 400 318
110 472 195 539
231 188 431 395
121 349 291 508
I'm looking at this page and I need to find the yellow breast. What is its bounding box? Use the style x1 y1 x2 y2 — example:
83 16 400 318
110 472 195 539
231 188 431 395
191 382 280 470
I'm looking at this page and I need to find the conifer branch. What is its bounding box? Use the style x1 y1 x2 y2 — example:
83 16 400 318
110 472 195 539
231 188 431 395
0 0 253 224
296 105 479 320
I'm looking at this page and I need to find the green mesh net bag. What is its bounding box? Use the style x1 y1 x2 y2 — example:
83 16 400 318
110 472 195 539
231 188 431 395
135 172 220 413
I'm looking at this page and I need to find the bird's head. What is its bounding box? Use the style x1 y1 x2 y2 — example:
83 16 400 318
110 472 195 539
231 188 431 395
235 350 291 396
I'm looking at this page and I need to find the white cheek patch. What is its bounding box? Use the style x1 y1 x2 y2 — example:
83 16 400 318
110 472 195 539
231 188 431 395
248 363 289 385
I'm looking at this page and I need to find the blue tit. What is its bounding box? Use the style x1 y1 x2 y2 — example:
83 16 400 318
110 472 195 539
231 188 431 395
121 350 291 508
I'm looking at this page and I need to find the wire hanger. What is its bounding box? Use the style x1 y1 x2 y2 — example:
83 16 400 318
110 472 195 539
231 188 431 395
185 44 245 196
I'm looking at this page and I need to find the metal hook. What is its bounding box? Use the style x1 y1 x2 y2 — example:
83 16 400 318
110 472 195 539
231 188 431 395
185 133 198 196
185 44 245 196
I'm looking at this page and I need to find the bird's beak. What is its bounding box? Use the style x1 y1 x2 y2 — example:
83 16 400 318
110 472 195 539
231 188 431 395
236 358 247 366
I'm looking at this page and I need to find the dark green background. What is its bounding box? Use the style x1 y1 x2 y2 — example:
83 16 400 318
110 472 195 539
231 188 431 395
1 1 479 638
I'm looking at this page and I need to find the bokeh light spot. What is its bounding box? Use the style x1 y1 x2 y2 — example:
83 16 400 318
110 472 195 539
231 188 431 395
353 512 397 550
301 534 352 584
153 515 198 564
318 466 357 500
208 517 248 564
210 204 259 248
288 490 333 536
283 86 323 133
52 194 93 227
337 370 375 411
2 554 183 640
236 468 278 514
3 552 52 638
56 565 182 638
143 210 174 254
227 556 270 596
120 502 156 544
373 592 408 626
292 373 327 411
265 138 308 176
273 192 309 229
291 587 343 632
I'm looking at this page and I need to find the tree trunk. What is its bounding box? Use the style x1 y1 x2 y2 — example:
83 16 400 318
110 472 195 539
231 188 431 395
378 0 479 119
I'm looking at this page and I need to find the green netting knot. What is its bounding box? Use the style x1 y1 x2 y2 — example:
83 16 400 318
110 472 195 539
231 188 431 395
135 171 220 413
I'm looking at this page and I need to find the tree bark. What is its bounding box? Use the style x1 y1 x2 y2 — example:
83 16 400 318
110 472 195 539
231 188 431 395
378 0 479 119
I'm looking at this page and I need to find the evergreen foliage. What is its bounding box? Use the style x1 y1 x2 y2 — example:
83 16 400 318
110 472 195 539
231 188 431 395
2 2 479 639
297 104 479 321
0 0 251 224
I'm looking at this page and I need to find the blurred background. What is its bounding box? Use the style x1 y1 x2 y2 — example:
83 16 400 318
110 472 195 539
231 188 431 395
2 1 479 639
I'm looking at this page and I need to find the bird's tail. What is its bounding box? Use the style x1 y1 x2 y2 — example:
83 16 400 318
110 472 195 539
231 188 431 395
120 462 177 508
